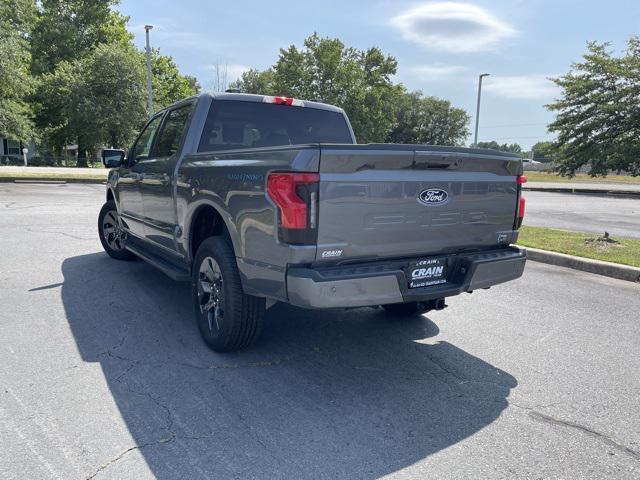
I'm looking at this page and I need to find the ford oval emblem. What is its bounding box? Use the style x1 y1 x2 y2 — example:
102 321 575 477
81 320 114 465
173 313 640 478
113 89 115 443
418 188 449 206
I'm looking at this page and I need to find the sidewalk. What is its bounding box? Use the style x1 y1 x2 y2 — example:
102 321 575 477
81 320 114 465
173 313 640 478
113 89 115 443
525 181 640 196
0 165 108 182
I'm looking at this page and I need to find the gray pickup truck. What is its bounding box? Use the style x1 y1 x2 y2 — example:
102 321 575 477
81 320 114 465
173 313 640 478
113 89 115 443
99 92 526 352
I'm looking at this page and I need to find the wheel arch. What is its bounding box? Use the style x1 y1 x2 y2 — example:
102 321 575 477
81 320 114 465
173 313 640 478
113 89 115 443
105 187 121 215
186 201 239 264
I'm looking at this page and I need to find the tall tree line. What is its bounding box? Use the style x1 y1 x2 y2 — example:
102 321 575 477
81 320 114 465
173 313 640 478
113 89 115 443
0 0 36 142
231 33 470 145
0 0 198 165
547 37 640 176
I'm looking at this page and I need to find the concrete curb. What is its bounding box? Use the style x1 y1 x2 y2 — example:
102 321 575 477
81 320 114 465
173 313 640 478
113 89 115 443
0 177 106 184
521 246 640 283
524 186 640 198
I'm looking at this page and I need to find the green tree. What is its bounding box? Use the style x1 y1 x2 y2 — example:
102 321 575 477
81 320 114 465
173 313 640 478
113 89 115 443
0 0 36 141
35 44 146 165
146 49 199 111
30 0 131 75
388 91 470 146
30 0 197 164
230 69 276 95
232 33 469 144
531 141 554 162
476 141 522 153
233 33 402 143
547 38 640 176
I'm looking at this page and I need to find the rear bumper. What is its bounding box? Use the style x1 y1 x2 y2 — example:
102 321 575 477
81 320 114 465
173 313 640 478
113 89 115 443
286 247 526 309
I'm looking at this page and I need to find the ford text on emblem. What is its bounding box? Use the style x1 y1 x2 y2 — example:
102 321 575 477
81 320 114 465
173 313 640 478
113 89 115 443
418 188 449 206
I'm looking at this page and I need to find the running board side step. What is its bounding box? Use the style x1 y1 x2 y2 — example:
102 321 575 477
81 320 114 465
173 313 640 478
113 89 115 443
125 243 191 282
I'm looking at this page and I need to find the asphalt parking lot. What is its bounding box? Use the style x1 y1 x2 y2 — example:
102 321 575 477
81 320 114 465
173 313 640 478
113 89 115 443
525 190 640 238
1 183 639 479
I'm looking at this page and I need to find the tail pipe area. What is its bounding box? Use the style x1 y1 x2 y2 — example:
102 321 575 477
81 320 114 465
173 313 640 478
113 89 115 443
418 298 448 313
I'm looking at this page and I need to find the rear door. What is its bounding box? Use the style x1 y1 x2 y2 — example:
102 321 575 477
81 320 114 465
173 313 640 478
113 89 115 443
141 102 194 251
315 146 522 262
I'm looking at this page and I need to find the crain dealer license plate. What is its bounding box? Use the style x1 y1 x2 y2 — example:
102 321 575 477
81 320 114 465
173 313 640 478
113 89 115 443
406 258 447 288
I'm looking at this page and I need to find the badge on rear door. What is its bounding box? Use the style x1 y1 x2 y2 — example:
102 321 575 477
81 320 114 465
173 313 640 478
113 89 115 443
418 188 449 206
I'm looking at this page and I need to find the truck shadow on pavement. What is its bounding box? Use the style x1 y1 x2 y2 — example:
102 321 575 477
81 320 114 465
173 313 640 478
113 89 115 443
61 252 517 479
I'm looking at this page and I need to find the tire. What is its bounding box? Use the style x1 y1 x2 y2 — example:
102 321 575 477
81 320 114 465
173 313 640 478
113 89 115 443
381 302 420 316
192 237 265 352
98 200 135 260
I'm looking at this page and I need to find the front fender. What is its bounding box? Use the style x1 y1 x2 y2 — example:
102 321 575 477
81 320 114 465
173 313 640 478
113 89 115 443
106 170 120 208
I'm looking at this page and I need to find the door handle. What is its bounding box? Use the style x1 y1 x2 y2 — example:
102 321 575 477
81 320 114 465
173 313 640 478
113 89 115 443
137 172 169 185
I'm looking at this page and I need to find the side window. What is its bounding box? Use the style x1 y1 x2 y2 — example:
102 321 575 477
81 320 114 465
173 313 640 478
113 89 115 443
154 104 194 157
130 114 163 163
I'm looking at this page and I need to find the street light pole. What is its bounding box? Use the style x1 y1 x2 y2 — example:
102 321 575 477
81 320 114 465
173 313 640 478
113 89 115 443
144 25 154 119
473 73 490 147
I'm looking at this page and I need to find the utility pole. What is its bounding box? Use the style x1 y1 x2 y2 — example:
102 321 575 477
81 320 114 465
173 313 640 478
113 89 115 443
473 73 490 147
144 25 154 118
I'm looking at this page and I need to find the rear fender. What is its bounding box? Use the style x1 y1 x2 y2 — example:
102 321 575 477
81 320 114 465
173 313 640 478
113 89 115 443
183 196 242 263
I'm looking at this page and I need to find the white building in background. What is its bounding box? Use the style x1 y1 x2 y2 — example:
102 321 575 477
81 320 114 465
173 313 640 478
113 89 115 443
0 137 22 156
0 137 38 162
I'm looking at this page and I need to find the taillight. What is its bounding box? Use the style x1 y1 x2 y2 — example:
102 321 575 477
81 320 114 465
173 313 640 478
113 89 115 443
517 196 526 227
267 172 319 244
515 175 526 229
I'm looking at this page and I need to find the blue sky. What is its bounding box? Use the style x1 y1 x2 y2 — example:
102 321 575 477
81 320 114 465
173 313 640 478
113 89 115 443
118 0 640 149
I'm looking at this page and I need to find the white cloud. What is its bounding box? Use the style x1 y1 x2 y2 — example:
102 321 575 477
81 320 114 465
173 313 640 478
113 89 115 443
408 63 467 80
390 2 516 53
205 63 250 80
483 75 559 100
225 64 251 81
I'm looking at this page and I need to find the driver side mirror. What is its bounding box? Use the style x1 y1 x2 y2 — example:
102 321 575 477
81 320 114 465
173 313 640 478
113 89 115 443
101 149 125 168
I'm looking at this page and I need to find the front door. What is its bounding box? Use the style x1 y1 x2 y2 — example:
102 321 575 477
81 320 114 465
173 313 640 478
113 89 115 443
118 113 164 239
141 102 194 251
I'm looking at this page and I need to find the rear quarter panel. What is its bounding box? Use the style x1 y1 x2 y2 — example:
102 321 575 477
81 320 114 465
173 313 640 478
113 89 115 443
176 147 320 300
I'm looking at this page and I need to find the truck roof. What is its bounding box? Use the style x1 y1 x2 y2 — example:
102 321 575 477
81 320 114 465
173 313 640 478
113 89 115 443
208 92 346 114
164 92 346 115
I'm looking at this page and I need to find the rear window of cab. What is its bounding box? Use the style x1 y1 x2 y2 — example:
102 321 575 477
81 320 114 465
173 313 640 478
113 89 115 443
198 100 353 152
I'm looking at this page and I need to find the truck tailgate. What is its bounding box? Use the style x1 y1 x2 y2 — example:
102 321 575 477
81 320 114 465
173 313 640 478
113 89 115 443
315 145 522 262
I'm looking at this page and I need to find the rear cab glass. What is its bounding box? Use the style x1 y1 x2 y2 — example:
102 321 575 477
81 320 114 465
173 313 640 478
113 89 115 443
198 100 353 152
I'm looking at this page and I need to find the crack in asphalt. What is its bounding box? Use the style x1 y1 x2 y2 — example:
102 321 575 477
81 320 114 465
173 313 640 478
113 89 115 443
421 356 640 463
25 227 90 240
98 345 287 372
89 335 640 478
84 437 171 480
422 351 513 389
84 361 176 480
85 336 286 479
528 411 640 462
3 202 41 210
